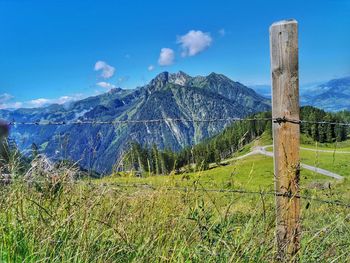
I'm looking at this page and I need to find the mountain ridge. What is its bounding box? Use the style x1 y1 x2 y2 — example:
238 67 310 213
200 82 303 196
249 76 350 112
0 71 271 173
300 76 350 112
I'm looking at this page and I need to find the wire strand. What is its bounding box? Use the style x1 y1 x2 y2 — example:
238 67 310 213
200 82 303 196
5 117 350 126
7 117 271 126
1 179 350 208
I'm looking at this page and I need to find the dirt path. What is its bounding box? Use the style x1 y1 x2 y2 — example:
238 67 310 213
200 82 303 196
231 145 344 180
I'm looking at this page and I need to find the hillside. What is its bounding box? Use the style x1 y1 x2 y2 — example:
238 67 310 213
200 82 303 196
0 71 270 173
122 106 350 176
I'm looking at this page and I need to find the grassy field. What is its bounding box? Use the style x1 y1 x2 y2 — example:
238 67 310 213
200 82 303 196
301 139 350 151
99 154 341 192
1 138 350 262
264 146 350 178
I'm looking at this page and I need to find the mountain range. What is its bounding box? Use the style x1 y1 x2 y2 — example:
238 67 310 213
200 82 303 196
0 71 270 173
300 77 350 112
250 76 350 112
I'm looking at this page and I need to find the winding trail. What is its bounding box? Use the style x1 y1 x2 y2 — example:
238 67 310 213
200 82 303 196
231 145 344 180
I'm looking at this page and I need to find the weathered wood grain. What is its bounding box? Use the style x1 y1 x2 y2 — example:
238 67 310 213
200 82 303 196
270 19 301 262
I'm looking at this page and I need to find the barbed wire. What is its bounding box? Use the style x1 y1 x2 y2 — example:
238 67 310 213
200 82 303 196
2 116 349 207
272 117 350 126
105 183 350 208
4 117 350 126
6 117 270 125
1 178 350 208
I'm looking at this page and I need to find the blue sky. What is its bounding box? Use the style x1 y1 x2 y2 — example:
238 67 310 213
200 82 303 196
0 0 349 108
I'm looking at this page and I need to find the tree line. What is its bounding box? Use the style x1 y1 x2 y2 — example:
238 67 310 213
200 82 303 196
121 107 349 175
300 106 348 143
1 106 349 177
120 112 272 175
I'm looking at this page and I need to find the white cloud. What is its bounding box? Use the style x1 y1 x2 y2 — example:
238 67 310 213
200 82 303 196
177 30 212 57
29 98 51 107
0 101 23 110
0 93 14 103
218 28 226 37
28 95 83 108
8 102 23 109
94 61 115 79
158 48 175 66
96 81 116 89
0 94 83 109
148 65 155 71
0 93 20 109
56 96 80 104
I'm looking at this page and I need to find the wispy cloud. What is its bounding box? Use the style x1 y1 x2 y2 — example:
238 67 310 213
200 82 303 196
0 93 14 104
27 95 83 108
94 61 115 79
0 94 83 109
148 65 155 71
177 30 212 57
4 102 23 109
29 98 51 107
158 48 175 66
0 93 20 109
0 101 23 110
96 81 116 89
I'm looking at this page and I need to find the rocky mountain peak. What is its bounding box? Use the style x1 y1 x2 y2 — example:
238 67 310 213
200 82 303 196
0 70 272 173
149 71 192 90
207 72 230 82
149 71 170 89
168 71 191 85
108 87 123 94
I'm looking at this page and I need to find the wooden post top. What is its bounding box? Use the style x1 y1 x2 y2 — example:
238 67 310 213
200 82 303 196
270 19 298 28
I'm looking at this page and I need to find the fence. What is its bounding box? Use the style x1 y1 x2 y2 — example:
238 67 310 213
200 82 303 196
5 117 350 126
1 177 350 208
2 112 350 260
1 19 350 262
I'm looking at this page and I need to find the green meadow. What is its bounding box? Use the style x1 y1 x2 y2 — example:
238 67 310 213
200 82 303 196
1 137 350 262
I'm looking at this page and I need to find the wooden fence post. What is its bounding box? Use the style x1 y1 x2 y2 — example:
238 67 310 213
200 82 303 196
270 19 301 261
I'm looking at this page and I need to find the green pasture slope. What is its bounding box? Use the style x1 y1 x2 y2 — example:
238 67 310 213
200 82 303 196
265 143 350 178
101 135 350 202
1 137 350 262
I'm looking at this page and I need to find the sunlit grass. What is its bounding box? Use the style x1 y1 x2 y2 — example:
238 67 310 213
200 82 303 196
1 174 349 262
301 139 350 151
265 144 350 178
1 135 350 262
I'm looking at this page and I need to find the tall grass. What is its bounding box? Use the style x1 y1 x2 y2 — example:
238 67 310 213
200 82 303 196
0 180 349 262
